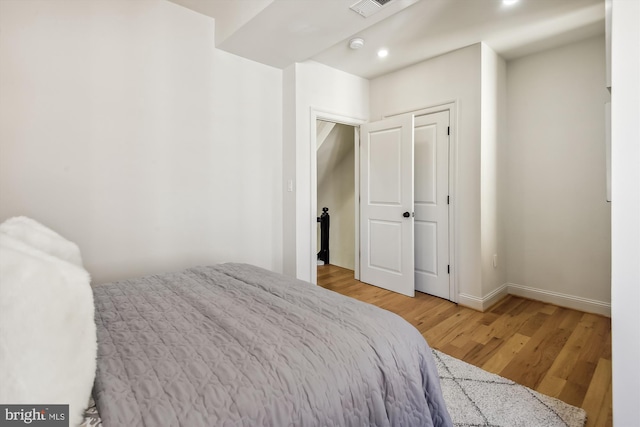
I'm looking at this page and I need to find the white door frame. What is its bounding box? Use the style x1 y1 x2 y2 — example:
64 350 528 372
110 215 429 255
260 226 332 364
310 108 366 285
386 101 458 302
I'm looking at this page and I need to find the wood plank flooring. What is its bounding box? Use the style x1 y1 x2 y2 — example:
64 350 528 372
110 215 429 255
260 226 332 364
317 264 613 427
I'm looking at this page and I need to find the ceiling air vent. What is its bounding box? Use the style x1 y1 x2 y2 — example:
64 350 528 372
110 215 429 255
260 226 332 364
350 0 392 18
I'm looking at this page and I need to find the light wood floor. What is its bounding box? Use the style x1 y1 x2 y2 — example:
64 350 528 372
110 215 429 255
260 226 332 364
317 264 613 427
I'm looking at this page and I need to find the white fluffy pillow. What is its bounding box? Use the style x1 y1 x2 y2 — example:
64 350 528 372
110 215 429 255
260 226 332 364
0 219 96 427
0 216 84 267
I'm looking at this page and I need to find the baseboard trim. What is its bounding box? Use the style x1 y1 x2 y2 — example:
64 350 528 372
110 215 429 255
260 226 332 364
458 284 509 312
506 283 611 317
457 283 611 317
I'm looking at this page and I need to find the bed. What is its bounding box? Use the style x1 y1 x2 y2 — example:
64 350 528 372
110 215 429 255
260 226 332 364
1 217 450 426
90 263 452 427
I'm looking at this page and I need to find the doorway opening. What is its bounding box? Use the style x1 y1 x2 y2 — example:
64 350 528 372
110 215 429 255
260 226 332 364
309 110 365 286
316 120 357 282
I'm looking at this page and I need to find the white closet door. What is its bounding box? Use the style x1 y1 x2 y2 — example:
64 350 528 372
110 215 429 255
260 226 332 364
360 114 415 297
414 110 450 299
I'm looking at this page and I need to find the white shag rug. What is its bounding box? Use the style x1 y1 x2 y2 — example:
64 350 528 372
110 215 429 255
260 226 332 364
434 350 587 427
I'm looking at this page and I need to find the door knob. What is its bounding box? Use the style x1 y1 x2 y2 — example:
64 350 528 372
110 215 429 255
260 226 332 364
403 211 411 218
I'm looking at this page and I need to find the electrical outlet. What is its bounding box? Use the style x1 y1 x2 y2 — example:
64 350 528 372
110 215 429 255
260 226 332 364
493 254 498 268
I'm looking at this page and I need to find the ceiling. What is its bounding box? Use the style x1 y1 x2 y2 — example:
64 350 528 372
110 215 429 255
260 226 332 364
167 0 605 80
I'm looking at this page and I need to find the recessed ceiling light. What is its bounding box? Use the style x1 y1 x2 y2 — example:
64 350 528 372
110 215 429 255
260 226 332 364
503 0 519 5
377 48 389 58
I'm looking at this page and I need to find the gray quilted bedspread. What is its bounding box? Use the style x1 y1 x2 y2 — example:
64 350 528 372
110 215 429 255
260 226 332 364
92 263 452 427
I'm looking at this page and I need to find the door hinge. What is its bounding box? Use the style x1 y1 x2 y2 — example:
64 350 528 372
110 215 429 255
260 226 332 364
447 126 450 136
447 265 450 274
447 195 450 204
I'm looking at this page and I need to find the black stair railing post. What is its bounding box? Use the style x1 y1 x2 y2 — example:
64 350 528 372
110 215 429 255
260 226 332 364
317 207 330 265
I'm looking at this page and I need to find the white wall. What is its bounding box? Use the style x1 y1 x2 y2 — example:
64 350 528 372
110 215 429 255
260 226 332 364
505 36 611 315
283 61 368 282
611 0 640 423
370 44 483 305
0 0 283 284
282 66 297 277
480 44 508 303
317 123 355 270
370 39 609 313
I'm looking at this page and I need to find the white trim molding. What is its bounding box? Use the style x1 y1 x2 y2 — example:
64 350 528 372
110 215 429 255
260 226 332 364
507 283 611 317
458 284 509 312
458 283 611 317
